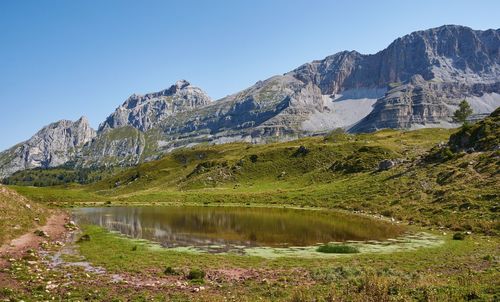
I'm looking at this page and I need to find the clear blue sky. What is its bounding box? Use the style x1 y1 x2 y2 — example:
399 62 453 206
1 0 499 151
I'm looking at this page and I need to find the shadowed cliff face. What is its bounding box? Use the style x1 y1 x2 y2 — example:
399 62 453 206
1 25 499 177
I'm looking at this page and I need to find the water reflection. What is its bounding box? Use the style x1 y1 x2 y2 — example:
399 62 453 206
73 206 404 253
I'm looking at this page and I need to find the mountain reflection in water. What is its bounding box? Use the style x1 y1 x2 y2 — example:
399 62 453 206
73 206 404 253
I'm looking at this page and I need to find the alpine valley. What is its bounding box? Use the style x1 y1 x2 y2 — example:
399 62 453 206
1 19 500 302
1 25 499 178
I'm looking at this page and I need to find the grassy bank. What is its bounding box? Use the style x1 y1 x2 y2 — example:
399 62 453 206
0 185 48 244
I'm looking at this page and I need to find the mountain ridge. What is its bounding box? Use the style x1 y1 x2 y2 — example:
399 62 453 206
1 24 499 178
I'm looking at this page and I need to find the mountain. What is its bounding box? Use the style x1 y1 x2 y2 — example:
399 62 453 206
0 25 499 178
0 117 96 178
99 80 212 132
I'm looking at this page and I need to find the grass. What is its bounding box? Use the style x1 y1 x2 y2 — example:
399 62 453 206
2 124 499 301
0 185 48 244
316 244 360 254
8 126 498 238
30 223 493 301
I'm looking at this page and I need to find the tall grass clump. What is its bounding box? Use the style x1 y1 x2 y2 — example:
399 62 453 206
316 244 359 254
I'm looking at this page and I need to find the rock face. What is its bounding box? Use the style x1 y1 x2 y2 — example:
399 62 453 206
290 26 499 94
99 80 212 132
0 25 499 178
350 25 500 132
79 126 146 167
350 77 500 132
0 117 96 178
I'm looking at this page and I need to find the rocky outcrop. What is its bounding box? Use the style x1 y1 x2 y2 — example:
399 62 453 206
78 126 145 167
99 80 212 132
448 107 500 152
351 77 500 132
0 117 96 178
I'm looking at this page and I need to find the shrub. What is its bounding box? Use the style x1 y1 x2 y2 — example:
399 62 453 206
381 209 393 217
187 268 205 280
164 266 177 275
293 146 310 157
249 154 258 163
482 255 493 261
316 244 359 254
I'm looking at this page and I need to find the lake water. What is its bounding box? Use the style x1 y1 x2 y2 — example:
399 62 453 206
72 206 404 252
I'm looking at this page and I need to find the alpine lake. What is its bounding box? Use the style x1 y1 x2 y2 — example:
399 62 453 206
72 205 440 258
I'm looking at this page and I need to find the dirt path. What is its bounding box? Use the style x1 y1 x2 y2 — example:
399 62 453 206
0 211 69 268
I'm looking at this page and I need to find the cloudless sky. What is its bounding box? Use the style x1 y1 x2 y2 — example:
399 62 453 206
1 0 499 151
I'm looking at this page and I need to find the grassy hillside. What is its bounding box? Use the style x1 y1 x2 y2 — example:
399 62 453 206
0 185 48 244
3 118 500 301
11 124 499 235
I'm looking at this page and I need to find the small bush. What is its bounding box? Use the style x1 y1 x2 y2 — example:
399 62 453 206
482 255 493 261
293 145 310 157
187 268 205 280
452 232 466 240
316 244 359 254
164 266 177 275
381 209 393 217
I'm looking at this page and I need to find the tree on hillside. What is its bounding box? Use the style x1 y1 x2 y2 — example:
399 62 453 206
453 100 473 125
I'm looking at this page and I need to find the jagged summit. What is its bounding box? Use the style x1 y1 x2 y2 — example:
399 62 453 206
173 79 190 90
98 80 212 132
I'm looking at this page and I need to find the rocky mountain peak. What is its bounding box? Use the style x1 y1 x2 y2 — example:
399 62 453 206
0 118 96 178
99 80 212 132
380 25 500 83
173 79 190 90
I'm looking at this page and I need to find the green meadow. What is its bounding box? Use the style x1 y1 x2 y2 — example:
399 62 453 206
2 113 499 301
